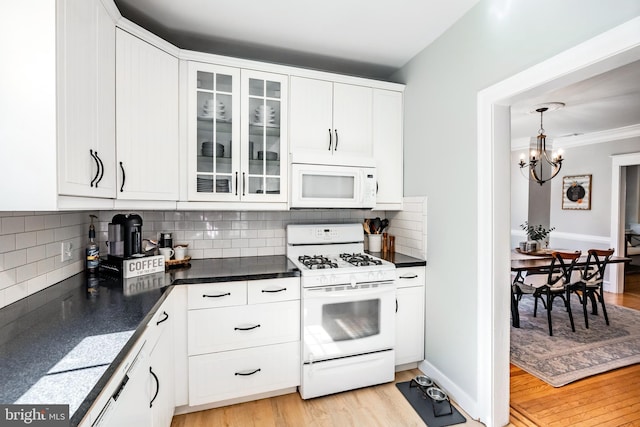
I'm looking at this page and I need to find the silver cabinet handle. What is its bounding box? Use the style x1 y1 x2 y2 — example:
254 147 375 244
328 128 332 151
399 274 418 279
334 129 339 150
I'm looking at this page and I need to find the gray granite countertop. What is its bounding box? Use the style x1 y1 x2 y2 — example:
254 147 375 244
0 253 421 425
0 255 299 426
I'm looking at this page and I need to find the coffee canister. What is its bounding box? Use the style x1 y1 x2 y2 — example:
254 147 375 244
160 233 173 249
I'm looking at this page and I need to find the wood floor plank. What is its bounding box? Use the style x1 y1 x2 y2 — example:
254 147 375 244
511 273 640 427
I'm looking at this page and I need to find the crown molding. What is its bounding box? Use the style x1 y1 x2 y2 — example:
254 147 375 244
511 123 640 151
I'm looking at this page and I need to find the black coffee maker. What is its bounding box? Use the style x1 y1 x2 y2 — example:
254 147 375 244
111 213 143 258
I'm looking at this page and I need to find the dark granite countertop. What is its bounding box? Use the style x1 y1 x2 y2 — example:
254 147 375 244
0 255 299 426
367 251 427 267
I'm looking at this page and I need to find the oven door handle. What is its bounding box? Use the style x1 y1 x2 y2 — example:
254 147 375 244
305 283 394 299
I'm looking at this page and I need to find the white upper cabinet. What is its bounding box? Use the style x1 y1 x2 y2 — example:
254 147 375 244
289 77 372 165
187 62 241 202
240 70 288 203
116 29 179 201
373 89 403 210
186 63 288 205
57 0 116 199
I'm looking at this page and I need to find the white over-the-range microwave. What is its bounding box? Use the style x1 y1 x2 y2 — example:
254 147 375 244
289 162 377 209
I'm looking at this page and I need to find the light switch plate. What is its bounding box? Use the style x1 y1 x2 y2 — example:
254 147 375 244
61 242 72 262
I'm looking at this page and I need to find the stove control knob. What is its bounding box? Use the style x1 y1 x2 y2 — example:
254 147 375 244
320 276 328 285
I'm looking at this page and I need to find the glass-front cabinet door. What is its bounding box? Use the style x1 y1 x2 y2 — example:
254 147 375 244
188 62 240 201
240 70 288 203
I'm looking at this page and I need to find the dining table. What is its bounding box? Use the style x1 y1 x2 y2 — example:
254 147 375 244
510 249 631 328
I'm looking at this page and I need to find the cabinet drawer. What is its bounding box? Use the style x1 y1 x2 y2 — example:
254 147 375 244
187 282 247 310
188 341 300 406
187 300 300 355
395 267 425 289
247 277 300 304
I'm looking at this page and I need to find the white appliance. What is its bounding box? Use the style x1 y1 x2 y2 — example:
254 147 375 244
289 163 377 209
286 223 396 399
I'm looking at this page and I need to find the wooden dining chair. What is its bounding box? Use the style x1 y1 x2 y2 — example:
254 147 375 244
565 248 614 329
520 251 581 336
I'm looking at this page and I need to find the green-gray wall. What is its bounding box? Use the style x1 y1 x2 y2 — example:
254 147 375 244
392 0 640 414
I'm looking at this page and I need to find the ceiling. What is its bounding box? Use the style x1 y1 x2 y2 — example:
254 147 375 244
113 0 480 79
113 1 639 145
510 59 640 146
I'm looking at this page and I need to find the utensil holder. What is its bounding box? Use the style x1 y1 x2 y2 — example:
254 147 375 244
368 234 382 252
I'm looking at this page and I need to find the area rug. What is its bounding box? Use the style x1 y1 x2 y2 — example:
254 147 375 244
511 297 640 387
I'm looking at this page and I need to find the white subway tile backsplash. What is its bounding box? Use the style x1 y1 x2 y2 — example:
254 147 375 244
202 248 222 258
223 248 241 258
17 263 38 283
232 239 248 248
0 235 15 253
37 257 55 276
5 282 28 305
27 246 47 264
27 274 48 294
4 250 27 270
2 217 25 235
25 215 45 232
36 229 55 245
0 202 427 309
16 232 37 250
192 240 213 250
0 269 17 290
0 211 95 309
213 240 231 249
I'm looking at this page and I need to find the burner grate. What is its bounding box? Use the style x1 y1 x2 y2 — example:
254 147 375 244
339 253 383 267
298 255 338 269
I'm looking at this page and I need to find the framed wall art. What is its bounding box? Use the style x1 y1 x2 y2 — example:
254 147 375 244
562 174 592 210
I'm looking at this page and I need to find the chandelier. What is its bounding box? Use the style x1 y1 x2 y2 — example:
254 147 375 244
518 105 564 185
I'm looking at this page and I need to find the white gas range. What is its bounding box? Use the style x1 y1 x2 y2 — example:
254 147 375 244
286 223 396 399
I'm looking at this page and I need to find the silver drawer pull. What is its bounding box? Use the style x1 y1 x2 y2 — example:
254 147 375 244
399 274 418 279
234 324 261 331
202 292 231 298
261 288 287 293
235 368 261 376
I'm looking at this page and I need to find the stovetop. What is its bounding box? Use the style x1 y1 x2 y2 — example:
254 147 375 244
297 253 384 270
286 223 396 287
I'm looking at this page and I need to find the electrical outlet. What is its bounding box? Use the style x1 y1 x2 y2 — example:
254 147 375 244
60 242 73 262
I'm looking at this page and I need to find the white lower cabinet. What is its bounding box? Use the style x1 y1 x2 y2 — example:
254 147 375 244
395 266 426 365
187 300 300 355
188 341 299 405
87 294 177 427
186 278 301 407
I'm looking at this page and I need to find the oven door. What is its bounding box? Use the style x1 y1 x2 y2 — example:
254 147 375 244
302 280 395 363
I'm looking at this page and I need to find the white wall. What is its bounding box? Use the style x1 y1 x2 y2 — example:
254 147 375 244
392 0 640 421
511 137 640 248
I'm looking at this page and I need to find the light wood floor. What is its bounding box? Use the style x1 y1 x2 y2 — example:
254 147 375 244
510 272 640 427
171 369 482 427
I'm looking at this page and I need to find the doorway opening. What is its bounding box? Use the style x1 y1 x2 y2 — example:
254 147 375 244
476 17 640 426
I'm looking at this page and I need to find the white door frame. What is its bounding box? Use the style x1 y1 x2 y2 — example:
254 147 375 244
610 152 640 293
476 17 640 426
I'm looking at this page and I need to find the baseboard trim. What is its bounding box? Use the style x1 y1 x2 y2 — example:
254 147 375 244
418 359 478 421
